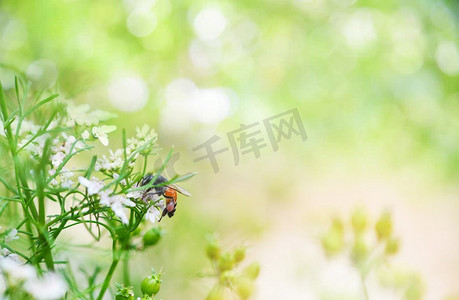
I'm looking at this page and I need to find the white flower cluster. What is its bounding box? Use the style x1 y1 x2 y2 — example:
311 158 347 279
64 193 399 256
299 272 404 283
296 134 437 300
128 124 158 153
4 228 19 243
0 252 67 300
11 119 41 137
64 102 117 146
145 204 164 224
127 180 164 224
13 119 48 156
78 176 136 224
48 135 85 189
63 102 115 127
78 176 165 224
95 124 157 173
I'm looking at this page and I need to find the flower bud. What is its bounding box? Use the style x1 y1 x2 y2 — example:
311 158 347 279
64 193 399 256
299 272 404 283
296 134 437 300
115 283 134 300
351 208 367 233
143 227 162 247
236 277 255 300
217 252 234 272
405 276 423 300
233 246 246 263
321 219 345 255
385 237 399 256
206 239 221 260
141 273 162 296
375 212 392 241
242 263 260 280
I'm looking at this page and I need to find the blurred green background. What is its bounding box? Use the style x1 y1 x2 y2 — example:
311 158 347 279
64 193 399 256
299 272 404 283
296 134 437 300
1 0 459 299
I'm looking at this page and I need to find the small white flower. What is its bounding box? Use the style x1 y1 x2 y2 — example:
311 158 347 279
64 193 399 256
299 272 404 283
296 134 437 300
49 169 56 177
113 173 127 185
108 195 135 225
50 152 66 168
66 103 91 126
5 229 19 243
82 130 90 139
145 206 162 224
92 125 117 146
111 202 129 224
0 256 36 282
61 179 74 189
112 195 136 208
97 191 135 224
78 177 104 195
25 272 67 300
98 191 111 207
136 124 150 139
58 169 74 188
11 119 40 136
67 135 76 144
1 247 10 257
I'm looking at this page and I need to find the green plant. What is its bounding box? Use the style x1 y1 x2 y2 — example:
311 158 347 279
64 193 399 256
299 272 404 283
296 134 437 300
202 236 260 300
321 208 424 300
0 79 195 299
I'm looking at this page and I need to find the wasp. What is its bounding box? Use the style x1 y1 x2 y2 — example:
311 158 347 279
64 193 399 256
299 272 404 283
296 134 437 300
140 174 191 222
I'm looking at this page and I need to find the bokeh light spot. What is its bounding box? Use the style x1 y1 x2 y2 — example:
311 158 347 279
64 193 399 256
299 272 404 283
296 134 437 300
193 7 227 41
26 60 58 88
127 10 157 37
108 76 149 112
435 41 459 76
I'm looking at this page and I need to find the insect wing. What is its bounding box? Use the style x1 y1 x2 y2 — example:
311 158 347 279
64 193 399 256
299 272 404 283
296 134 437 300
169 184 191 197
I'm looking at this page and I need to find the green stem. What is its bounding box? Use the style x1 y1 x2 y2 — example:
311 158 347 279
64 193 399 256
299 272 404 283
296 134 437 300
41 235 55 271
123 250 130 285
361 274 369 300
97 242 121 300
0 84 39 269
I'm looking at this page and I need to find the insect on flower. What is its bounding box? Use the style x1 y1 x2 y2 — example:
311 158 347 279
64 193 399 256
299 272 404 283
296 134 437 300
140 174 191 222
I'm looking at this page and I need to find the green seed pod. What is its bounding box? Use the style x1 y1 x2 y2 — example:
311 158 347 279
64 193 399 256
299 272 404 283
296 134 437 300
236 277 255 300
385 237 399 255
233 246 246 263
351 208 367 233
321 224 344 256
115 283 134 300
217 252 234 272
405 277 423 300
141 273 161 296
143 227 162 247
116 295 134 300
206 284 225 300
242 262 260 280
206 241 221 260
375 212 393 241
